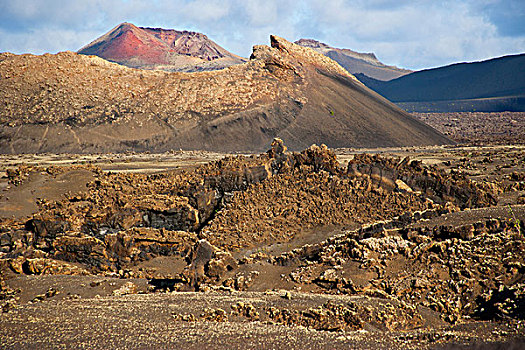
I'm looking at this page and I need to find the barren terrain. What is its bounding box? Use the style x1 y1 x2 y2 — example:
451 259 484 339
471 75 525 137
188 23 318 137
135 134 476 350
415 112 525 145
1 113 524 348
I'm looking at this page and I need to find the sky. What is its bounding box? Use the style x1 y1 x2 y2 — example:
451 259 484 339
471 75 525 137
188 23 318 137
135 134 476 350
0 0 523 70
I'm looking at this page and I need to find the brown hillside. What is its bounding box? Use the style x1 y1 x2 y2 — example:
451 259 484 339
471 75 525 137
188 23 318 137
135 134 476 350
0 36 452 154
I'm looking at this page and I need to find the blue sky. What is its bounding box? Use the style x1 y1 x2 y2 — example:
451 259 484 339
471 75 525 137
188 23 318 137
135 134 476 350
0 0 523 70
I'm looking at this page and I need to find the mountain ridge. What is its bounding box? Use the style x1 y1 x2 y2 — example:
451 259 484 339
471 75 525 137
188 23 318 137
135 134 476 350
295 38 412 81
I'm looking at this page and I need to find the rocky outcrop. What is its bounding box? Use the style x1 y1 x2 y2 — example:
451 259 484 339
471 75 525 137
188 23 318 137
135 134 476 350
0 140 499 276
182 239 237 289
173 298 423 332
272 214 524 321
1 256 90 278
266 300 422 331
347 154 498 208
50 228 197 272
0 142 523 328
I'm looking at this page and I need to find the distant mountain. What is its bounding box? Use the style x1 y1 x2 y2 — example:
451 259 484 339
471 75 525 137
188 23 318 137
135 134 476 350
78 22 245 72
295 39 411 81
360 54 525 112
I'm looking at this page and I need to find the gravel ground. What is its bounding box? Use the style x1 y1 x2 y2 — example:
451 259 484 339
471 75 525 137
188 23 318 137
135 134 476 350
1 290 523 350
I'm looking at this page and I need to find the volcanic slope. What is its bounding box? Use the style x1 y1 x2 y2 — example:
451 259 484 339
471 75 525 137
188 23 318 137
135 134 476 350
0 36 452 154
295 39 412 81
78 22 245 72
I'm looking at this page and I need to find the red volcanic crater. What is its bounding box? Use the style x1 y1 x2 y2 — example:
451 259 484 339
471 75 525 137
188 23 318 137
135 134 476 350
78 22 245 70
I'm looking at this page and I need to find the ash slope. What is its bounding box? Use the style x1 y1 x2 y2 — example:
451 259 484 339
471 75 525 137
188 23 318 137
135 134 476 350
0 36 452 154
78 22 245 72
295 39 412 81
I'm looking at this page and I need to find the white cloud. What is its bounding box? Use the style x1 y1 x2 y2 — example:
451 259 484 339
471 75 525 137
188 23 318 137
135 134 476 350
182 0 232 22
0 0 523 69
304 0 525 69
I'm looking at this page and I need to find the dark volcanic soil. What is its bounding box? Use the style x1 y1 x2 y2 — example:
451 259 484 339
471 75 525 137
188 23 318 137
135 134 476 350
0 139 524 349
